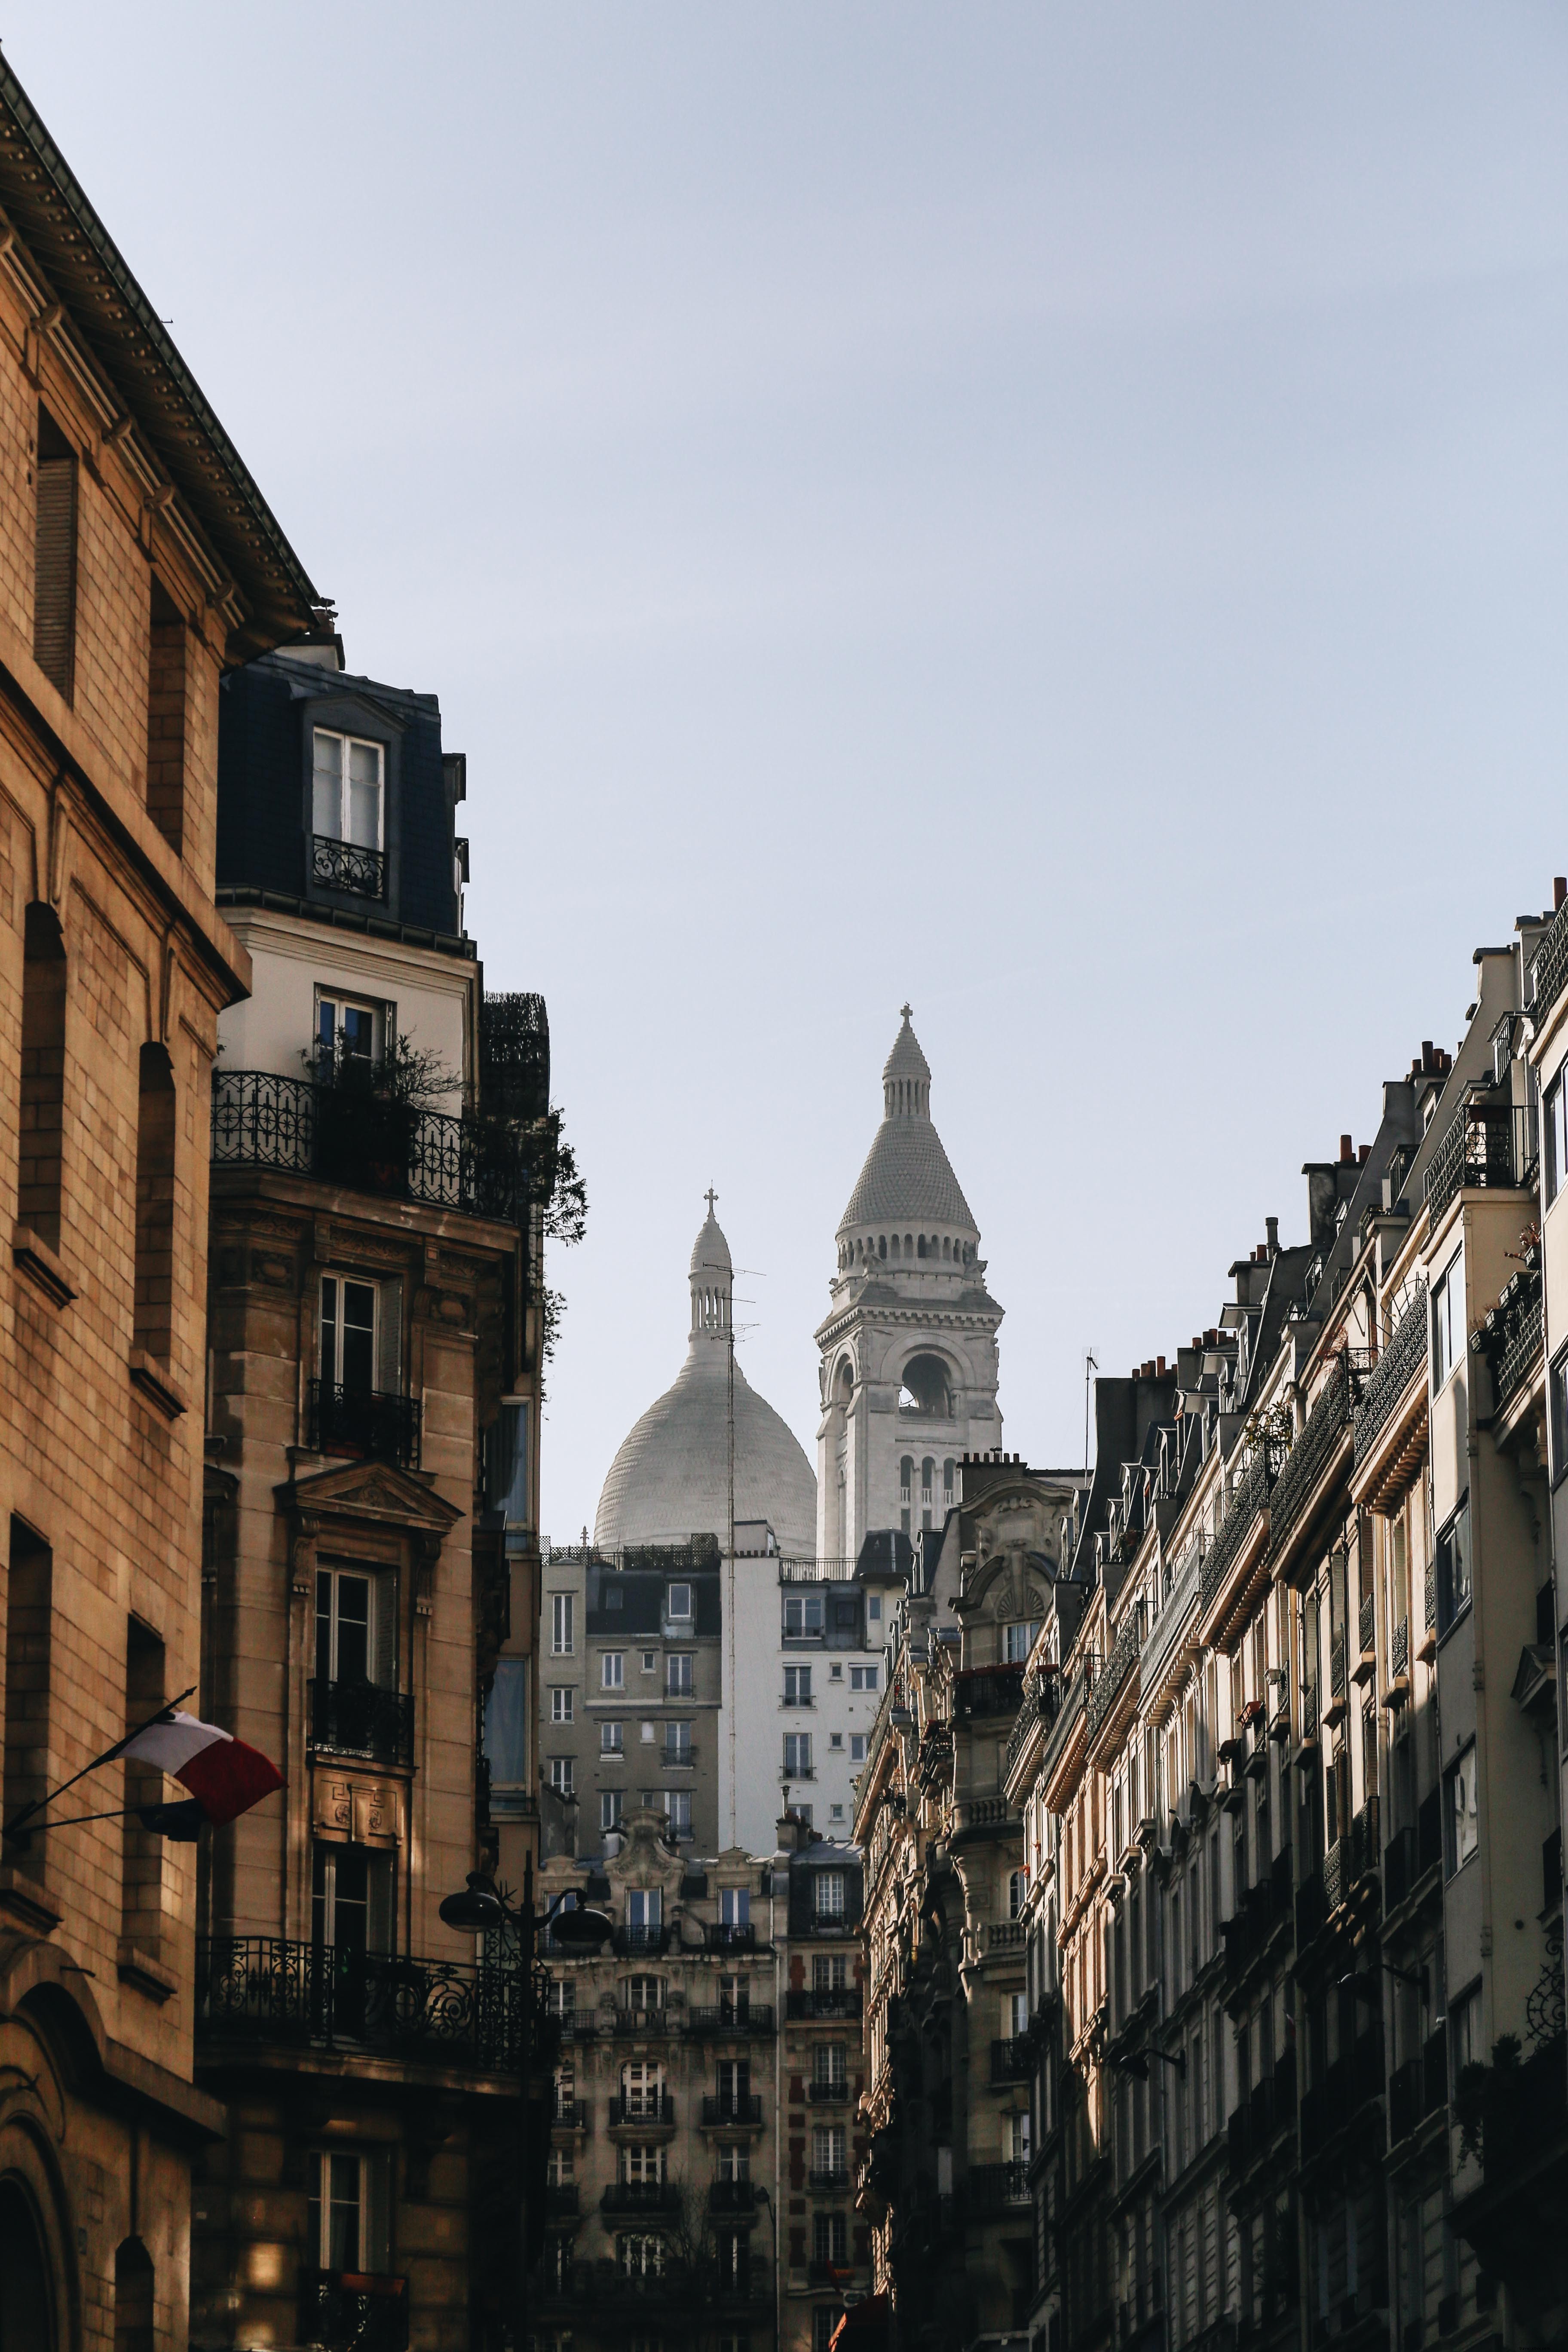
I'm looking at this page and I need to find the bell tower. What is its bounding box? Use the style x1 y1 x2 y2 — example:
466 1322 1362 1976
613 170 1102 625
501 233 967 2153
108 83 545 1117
814 1008 1003 1565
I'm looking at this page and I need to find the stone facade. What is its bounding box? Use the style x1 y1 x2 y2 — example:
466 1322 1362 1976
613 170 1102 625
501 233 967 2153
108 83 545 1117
0 52 320 2352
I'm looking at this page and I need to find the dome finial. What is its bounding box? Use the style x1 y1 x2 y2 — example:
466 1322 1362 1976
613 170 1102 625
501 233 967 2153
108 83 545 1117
900 1001 913 1022
705 1184 718 1216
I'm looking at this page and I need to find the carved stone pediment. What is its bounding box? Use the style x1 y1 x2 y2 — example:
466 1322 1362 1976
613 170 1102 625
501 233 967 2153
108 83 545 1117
276 1457 462 1538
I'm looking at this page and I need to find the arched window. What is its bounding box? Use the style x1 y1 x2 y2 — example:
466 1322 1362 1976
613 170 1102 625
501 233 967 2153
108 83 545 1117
942 1237 951 1260
898 1355 952 1418
891 1234 900 1260
920 1458 934 1504
878 1236 886 1261
904 1234 913 1255
899 1458 913 1504
19 902 67 1250
0 2181 53 2352
943 1458 955 1500
1008 1868 1028 1919
916 1235 926 1259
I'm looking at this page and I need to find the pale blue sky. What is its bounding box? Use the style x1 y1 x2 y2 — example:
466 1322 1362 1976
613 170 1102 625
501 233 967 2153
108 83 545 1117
21 5 1568 1535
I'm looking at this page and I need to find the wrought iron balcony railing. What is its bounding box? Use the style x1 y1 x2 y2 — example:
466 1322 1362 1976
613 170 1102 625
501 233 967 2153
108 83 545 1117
1269 1357 1358 1564
1354 1287 1427 1466
299 2271 407 2352
785 1987 861 2020
701 2094 763 2126
1478 1264 1544 1417
990 2037 1032 2083
953 1664 1025 1721
1200 1444 1277 1614
704 1921 756 1953
308 1380 421 1471
686 2006 774 2038
1533 896 1568 1023
966 2161 1031 2214
1086 1605 1144 1743
212 1070 528 1224
600 2181 680 2214
808 2079 851 2102
312 833 386 899
608 2092 675 2127
1424 1092 1532 1220
308 1678 415 1768
709 2179 759 2214
197 1938 522 2073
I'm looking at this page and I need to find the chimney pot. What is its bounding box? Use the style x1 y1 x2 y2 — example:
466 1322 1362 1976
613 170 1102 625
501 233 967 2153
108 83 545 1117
1265 1216 1279 1254
1156 1356 1167 1376
1422 1041 1434 1071
1339 1134 1353 1164
1358 1144 1370 1165
1556 876 1566 912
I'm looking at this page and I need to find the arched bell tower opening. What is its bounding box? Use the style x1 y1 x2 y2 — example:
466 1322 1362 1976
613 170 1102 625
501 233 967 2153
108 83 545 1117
815 1008 1002 1563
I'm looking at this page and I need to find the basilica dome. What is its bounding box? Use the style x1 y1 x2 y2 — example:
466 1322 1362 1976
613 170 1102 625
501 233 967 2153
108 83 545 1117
594 1202 818 1560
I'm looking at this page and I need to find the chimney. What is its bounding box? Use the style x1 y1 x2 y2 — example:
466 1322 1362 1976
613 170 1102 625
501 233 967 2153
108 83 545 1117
1156 1356 1167 1377
1339 1134 1353 1164
1421 1041 1434 1073
1556 877 1565 913
1265 1216 1279 1256
1358 1144 1370 1165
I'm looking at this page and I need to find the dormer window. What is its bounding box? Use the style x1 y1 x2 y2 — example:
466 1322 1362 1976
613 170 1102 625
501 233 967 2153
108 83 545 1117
312 728 386 898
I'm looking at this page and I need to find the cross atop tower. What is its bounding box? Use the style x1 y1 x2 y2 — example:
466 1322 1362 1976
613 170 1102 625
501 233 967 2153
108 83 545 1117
705 1186 718 1216
900 1002 913 1022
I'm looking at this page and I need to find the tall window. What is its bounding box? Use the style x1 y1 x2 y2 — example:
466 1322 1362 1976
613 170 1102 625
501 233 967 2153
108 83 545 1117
132 1047 177 1362
784 1665 812 1706
551 1687 575 1724
1431 1249 1464 1390
484 1659 528 1809
717 2058 751 2116
814 2211 848 2266
665 1721 692 1762
783 1592 825 1641
33 407 76 701
814 1953 847 1992
602 1651 625 1691
720 1887 750 1928
312 729 385 850
550 1757 575 1798
316 992 386 1071
321 1277 377 1392
601 1719 623 1754
1434 1502 1472 1636
122 1618 165 1957
307 2150 391 2277
626 1888 663 1945
784 1732 812 1778
666 1653 693 1696
4 1520 52 1882
1548 1071 1568 1208
599 1789 621 1832
666 1582 692 1621
316 1565 395 1689
812 2124 846 2180
664 1790 692 1838
1004 1620 1041 1664
551 1595 575 1655
815 1870 846 1920
1445 1744 1479 1876
18 904 67 1249
311 1843 394 1953
145 576 187 851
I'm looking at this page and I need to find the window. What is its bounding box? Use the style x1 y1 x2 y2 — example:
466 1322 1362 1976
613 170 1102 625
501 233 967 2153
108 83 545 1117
640 1720 657 1744
830 1662 843 1680
316 1565 391 1688
312 1843 394 1954
815 1952 848 1991
34 407 77 701
551 1687 574 1724
1445 1744 1479 1876
618 2235 665 2278
549 1757 574 1797
1449 1980 1482 2094
1008 1869 1027 1918
717 2058 751 2115
812 2125 847 2180
900 1457 913 1504
665 1790 692 1838
850 1735 867 1763
18 903 67 1250
603 1652 625 1690
829 1732 843 1750
795 1803 814 1826
921 1458 934 1506
551 1595 575 1655
943 1458 955 1501
624 1975 665 2015
1553 1347 1568 1488
145 575 188 853
122 1618 166 1957
784 1592 825 1640
601 1789 622 1834
814 2042 847 2088
1432 1248 1464 1391
867 1594 882 1625
315 992 386 1070
602 1720 623 1755
320 1275 380 1405
604 1583 624 1610
308 2150 391 2277
1548 1072 1568 1207
546 2144 573 2188
627 1889 663 1938
1435 1502 1472 1635
641 1650 656 1673
717 2142 750 2182
484 1660 529 1801
815 1871 846 1920
133 1045 176 1362
849 1664 879 1691
784 1733 812 1778
784 1666 813 1706
1010 2110 1032 2163
665 1721 692 1762
313 729 385 850
721 1887 750 1927
667 1654 693 1697
619 2141 666 2183
1005 1621 1042 1665
667 1583 692 1620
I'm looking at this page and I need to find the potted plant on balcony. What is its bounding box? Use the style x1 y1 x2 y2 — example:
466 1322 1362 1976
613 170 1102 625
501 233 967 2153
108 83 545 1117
306 1026 456 1199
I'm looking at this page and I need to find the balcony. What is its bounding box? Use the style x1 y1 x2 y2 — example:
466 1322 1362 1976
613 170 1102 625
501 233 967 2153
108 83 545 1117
212 1069 527 1223
1354 1289 1429 1468
608 2093 675 2129
704 1921 756 1954
533 2258 765 2312
196 1937 522 2073
1478 1264 1544 1418
308 1381 422 1472
808 2080 851 2103
551 2098 588 2130
1086 1605 1144 1744
686 2006 774 2038
701 2095 763 2128
709 2179 759 2214
612 1925 672 1957
953 1665 1025 1721
612 2007 671 2036
966 2161 1031 2215
1385 1798 1442 1908
1533 894 1568 1022
1424 1092 1531 1221
1268 1357 1358 1567
601 2182 681 2215
786 1988 862 2020
299 2271 407 2352
312 833 387 899
660 1745 695 1768
808 2167 850 2190
308 1678 415 1768
781 1764 816 1782
1200 1442 1278 1615
990 2038 1032 2083
545 2185 579 2217
986 1920 1026 1955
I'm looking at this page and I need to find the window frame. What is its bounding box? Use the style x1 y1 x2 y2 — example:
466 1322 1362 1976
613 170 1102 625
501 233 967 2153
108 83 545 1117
312 726 386 852
1444 1741 1479 1878
1547 1069 1568 1208
551 1594 575 1656
602 1651 625 1691
1431 1246 1465 1393
1435 1500 1473 1639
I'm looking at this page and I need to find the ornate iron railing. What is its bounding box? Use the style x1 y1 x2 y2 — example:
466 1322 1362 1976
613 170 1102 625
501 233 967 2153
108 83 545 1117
1268 1358 1357 1562
1391 1618 1409 1677
952 1664 1025 1721
197 1938 522 2073
785 1988 861 2020
309 1381 421 1470
686 2006 774 2037
1200 1445 1276 1614
1533 897 1568 1022
701 2094 763 2125
600 2183 681 2214
1086 1605 1144 1742
608 2092 676 2126
709 2180 758 2213
312 834 386 899
299 2272 407 2352
212 1070 527 1223
308 1678 415 1767
1354 1288 1427 1466
1424 1093 1528 1219
966 2161 1031 2212
1477 1264 1544 1417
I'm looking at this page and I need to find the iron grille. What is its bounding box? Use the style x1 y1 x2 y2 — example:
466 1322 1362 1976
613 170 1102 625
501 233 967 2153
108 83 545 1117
309 1381 421 1470
312 834 386 899
308 1678 415 1767
197 1938 523 2073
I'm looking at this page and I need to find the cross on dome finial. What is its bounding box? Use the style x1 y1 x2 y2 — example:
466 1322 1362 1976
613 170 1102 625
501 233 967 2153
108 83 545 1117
900 1002 913 1022
704 1186 718 1216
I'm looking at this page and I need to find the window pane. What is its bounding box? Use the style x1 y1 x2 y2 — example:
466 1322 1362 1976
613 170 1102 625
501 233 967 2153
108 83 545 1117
485 1659 528 1785
346 740 383 848
341 1282 377 1393
312 731 343 839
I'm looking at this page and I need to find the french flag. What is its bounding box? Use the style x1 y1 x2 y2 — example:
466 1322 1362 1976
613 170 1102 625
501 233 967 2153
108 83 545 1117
121 1712 283 1828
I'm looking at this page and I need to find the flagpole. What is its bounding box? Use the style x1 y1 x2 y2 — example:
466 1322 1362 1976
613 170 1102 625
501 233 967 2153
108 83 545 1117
1 1682 197 1846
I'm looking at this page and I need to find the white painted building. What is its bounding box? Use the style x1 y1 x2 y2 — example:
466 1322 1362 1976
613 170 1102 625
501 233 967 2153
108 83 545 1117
814 1007 1004 1567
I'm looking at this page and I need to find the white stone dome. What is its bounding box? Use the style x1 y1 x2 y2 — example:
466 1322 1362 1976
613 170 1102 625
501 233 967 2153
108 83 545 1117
595 1204 818 1560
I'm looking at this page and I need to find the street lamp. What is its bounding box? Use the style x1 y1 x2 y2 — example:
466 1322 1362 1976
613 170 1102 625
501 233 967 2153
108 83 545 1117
440 1859 612 2349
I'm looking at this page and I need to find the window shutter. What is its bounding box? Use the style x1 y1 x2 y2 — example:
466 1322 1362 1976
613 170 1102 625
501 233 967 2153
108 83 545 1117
362 2150 391 2274
377 1280 402 1394
34 455 76 698
374 1572 398 1690
367 1853 395 1955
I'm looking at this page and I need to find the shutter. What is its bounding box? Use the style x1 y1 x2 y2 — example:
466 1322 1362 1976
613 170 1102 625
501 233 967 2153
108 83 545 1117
362 2149 391 2274
34 456 76 698
367 1852 395 1954
377 1280 402 1394
374 1571 398 1689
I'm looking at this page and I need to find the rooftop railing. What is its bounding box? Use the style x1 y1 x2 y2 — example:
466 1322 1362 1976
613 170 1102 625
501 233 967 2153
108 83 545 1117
1531 896 1568 1023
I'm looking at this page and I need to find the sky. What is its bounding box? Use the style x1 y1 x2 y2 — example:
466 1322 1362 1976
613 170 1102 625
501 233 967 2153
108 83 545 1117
16 5 1568 1540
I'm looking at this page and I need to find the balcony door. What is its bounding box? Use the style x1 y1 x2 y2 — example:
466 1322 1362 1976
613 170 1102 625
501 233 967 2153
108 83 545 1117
314 1565 398 1764
312 1842 395 1957
322 1276 377 1393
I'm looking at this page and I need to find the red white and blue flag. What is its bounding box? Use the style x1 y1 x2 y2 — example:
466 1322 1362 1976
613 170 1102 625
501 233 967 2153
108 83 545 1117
120 1711 283 1828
